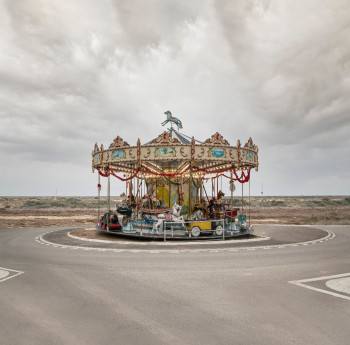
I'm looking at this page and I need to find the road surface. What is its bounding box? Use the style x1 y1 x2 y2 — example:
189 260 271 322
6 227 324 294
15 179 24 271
0 225 349 345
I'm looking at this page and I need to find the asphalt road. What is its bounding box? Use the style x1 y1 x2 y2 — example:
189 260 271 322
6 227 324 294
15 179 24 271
0 225 349 345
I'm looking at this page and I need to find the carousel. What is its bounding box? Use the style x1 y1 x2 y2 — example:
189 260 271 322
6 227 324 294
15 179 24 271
91 111 259 239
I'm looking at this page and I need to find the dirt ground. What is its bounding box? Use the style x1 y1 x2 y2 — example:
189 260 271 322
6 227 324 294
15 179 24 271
0 206 349 228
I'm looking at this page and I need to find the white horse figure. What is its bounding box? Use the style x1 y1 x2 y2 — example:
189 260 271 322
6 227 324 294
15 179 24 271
161 111 183 131
171 202 183 217
152 203 184 234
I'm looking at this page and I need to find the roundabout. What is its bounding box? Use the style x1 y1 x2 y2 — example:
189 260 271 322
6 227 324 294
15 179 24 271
1 224 349 345
36 224 334 253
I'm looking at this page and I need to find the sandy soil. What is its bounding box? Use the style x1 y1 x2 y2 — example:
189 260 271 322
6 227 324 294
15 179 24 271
0 206 349 228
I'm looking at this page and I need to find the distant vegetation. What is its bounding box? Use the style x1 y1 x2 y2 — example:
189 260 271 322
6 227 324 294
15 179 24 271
0 196 349 210
0 197 117 209
223 196 350 208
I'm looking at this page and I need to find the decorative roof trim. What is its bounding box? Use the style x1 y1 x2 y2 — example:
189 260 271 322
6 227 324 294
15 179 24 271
244 137 257 150
109 136 130 148
202 132 230 146
93 143 100 153
147 131 182 146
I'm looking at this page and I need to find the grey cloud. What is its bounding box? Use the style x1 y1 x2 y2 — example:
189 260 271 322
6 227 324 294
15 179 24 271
215 0 350 149
0 0 349 195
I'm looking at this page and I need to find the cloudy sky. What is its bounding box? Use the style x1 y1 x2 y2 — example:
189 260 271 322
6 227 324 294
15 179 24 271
0 0 349 196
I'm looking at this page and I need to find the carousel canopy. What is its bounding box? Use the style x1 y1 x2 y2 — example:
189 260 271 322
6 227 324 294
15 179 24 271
92 129 258 182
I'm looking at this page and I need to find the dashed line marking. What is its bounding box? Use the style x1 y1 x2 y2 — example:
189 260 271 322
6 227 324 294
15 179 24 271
35 229 335 254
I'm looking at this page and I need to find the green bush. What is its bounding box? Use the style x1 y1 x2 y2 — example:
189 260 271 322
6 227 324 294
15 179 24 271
271 200 285 206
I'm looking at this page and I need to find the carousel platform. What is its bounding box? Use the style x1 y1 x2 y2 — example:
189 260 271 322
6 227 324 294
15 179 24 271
95 223 254 241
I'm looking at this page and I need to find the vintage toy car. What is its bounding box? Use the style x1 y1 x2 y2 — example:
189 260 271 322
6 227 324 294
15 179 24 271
99 212 122 232
188 220 224 237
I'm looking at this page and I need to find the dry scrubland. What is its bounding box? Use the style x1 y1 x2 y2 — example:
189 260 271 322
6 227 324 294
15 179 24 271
0 196 349 228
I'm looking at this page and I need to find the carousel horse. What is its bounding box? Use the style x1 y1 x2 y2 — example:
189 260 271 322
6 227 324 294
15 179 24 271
171 202 183 217
217 190 225 200
152 203 184 234
194 209 204 220
141 190 160 208
120 192 127 206
186 209 204 221
161 111 183 131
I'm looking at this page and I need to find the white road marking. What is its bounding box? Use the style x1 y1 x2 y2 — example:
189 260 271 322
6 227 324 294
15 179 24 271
0 267 24 283
289 273 350 301
326 277 350 295
36 229 335 254
68 231 271 246
0 270 9 279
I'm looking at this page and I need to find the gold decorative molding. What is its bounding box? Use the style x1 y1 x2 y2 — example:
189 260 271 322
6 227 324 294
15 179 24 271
149 131 182 145
244 137 257 150
109 136 130 149
93 143 100 153
202 132 230 146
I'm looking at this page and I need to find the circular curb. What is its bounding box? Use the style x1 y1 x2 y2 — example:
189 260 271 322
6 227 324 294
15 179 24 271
67 231 271 246
36 226 335 254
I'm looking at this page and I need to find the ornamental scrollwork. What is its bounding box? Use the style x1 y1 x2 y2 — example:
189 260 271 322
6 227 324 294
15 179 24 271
93 143 100 153
129 149 136 159
149 131 181 145
244 137 257 150
196 147 205 158
109 136 130 149
180 147 188 157
143 148 151 159
203 132 230 146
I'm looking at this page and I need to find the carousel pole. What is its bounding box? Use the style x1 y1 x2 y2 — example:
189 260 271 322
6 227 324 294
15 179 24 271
168 178 171 208
230 169 233 232
249 176 251 227
129 176 132 205
155 177 158 207
241 178 244 214
177 178 180 204
107 171 111 212
107 169 110 229
98 172 101 223
230 170 233 207
181 174 184 206
216 173 219 198
189 168 192 214
136 175 139 220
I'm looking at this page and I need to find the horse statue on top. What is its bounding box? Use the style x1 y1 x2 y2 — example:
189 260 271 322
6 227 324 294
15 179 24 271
162 111 183 131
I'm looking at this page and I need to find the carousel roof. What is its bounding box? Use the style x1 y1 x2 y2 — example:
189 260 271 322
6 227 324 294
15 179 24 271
92 128 259 179
144 128 201 145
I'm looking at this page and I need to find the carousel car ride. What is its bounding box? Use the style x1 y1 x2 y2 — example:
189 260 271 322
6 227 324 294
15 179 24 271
100 212 122 232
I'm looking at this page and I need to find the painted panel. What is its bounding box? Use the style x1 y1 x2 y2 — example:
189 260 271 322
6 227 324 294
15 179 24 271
93 153 101 164
247 151 254 161
155 147 176 158
113 150 125 159
209 147 226 158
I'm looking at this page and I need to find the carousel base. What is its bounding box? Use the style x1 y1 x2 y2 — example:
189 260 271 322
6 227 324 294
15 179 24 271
95 223 254 241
